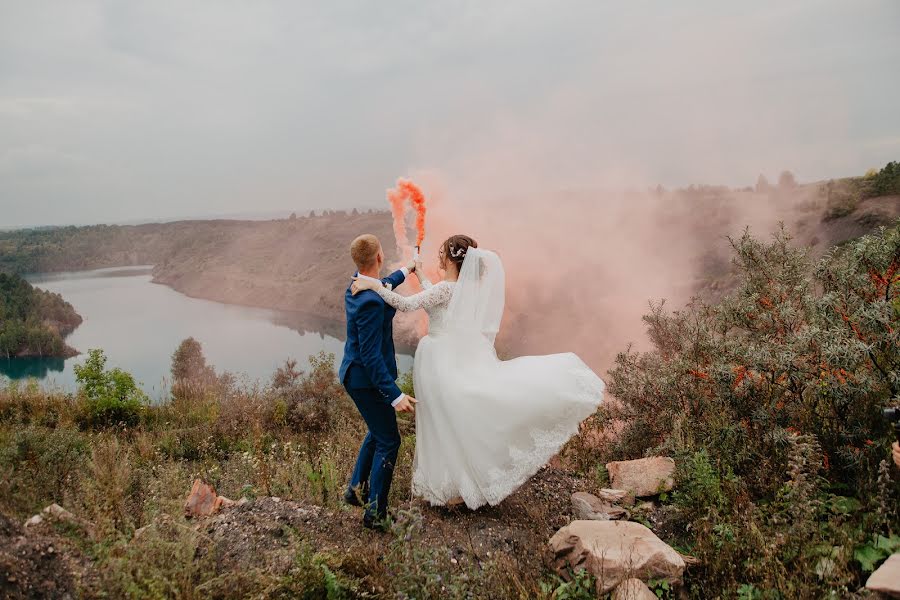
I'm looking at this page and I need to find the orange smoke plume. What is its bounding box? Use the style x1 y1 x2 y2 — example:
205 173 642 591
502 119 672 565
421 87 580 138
387 178 427 256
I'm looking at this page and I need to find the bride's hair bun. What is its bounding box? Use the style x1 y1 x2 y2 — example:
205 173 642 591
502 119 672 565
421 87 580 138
442 235 477 269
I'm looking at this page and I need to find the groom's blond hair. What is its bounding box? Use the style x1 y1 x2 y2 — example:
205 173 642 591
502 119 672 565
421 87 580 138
350 234 381 269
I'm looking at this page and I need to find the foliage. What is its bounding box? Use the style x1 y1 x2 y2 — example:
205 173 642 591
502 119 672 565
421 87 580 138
0 272 81 357
266 544 362 599
170 336 218 400
74 349 147 429
824 161 900 220
600 221 900 596
538 569 596 600
97 519 218 599
0 425 88 515
854 533 900 572
397 370 415 398
171 337 216 384
386 509 523 600
267 352 354 433
860 161 900 199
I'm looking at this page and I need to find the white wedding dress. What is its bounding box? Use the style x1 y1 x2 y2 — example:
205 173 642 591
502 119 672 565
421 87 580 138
373 249 604 509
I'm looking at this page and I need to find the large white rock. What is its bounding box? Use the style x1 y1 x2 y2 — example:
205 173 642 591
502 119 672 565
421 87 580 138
612 578 658 600
549 520 685 594
606 457 676 497
867 553 900 598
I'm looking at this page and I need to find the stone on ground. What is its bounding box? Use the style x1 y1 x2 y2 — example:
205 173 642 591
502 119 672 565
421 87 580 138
549 520 685 594
1 511 78 599
612 578 658 600
606 457 675 497
598 488 635 506
571 492 628 521
23 503 95 540
866 553 900 598
184 478 236 518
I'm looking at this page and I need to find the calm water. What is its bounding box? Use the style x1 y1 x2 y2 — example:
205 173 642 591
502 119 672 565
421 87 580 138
1 267 412 398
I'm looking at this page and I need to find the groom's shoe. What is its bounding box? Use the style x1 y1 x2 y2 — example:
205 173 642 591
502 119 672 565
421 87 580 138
362 511 393 533
343 485 367 507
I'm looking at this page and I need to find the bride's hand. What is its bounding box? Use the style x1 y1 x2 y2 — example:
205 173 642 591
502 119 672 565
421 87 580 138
351 276 379 296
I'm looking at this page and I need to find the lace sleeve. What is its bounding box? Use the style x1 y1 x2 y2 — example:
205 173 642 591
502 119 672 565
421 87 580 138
375 281 452 312
417 272 434 290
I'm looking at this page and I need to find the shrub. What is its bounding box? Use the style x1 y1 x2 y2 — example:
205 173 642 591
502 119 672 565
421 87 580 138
96 519 217 599
862 161 900 199
266 352 353 433
599 222 900 596
74 349 147 429
398 370 415 398
170 336 219 401
0 426 88 515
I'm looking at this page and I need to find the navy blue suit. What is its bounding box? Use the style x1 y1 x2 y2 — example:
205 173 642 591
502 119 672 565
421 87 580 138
340 269 406 521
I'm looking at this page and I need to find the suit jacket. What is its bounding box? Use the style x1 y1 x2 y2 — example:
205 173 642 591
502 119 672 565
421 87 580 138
338 269 406 404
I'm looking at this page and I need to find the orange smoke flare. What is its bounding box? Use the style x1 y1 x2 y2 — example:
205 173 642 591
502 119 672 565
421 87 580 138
386 178 427 256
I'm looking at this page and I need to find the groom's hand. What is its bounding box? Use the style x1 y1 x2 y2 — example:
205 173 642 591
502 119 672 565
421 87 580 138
406 260 417 273
394 394 417 413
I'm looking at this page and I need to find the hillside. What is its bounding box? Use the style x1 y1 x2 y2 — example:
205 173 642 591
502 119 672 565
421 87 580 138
0 273 82 358
0 212 396 325
1 165 898 364
150 212 397 326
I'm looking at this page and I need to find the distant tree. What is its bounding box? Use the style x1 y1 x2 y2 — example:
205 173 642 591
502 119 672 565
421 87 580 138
755 174 772 193
351 208 359 216
308 210 316 218
289 212 297 220
171 337 215 384
867 161 900 197
778 170 797 188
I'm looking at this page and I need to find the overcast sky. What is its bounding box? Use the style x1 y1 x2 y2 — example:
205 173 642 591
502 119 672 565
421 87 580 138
1 1 899 227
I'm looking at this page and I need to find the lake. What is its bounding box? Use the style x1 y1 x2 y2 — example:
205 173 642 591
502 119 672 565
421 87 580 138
0 267 412 398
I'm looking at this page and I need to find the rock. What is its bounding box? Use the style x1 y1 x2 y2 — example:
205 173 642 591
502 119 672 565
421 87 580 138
24 503 93 537
184 478 237 518
606 457 676 497
571 492 628 521
549 520 685 594
679 552 702 568
867 553 900 598
612 578 658 600
598 488 635 506
24 514 44 528
43 503 78 523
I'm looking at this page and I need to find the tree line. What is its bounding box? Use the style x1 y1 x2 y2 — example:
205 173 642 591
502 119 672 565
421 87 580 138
0 273 82 358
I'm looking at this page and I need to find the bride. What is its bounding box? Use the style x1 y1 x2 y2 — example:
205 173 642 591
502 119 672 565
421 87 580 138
351 234 604 509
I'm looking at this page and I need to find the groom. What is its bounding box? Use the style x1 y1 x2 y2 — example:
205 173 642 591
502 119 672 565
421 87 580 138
339 234 417 530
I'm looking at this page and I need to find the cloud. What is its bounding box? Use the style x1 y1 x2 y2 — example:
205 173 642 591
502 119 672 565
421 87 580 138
0 1 898 226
